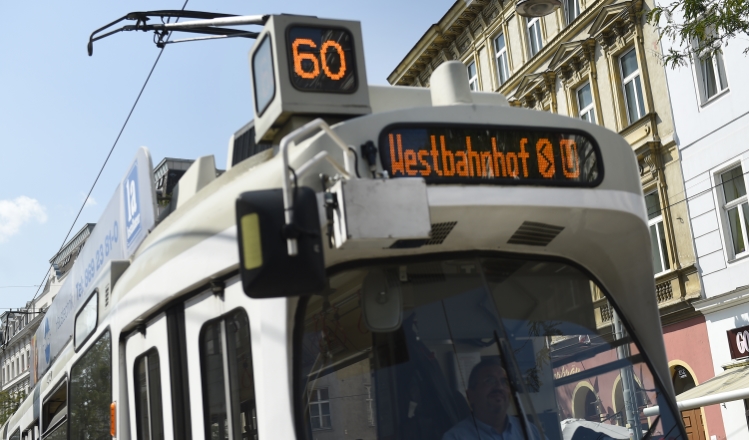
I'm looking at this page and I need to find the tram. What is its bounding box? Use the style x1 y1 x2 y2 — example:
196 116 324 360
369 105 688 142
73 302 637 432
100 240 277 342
1 11 686 440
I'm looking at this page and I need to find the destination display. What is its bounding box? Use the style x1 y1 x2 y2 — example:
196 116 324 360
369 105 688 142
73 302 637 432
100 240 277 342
380 125 602 185
287 25 357 93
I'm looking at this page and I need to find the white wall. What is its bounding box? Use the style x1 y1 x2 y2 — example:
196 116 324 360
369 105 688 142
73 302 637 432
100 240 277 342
661 9 749 299
683 149 749 298
663 30 749 152
661 11 749 436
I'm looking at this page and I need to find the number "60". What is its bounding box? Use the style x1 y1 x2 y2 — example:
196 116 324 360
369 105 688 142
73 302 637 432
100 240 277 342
292 38 347 81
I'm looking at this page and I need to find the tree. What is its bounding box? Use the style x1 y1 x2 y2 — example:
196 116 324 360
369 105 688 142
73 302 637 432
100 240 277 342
0 389 25 426
647 0 749 68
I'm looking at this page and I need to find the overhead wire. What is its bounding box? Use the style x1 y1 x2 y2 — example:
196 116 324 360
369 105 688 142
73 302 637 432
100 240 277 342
645 156 744 211
28 0 190 304
645 168 749 218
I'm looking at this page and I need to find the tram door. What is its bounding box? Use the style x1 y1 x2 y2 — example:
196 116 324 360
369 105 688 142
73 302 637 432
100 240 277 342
184 280 258 440
125 313 173 440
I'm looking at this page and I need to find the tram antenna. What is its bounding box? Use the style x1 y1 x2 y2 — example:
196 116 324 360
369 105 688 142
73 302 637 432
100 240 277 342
30 1 190 303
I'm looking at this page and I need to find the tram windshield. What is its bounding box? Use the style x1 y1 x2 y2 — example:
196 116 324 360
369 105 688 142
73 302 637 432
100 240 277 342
297 256 681 440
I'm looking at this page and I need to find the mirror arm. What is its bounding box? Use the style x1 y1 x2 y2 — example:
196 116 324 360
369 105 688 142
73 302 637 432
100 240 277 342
295 151 350 179
279 118 357 256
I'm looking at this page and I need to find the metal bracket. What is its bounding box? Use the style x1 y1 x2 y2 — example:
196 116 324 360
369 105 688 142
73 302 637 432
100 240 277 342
280 118 357 256
210 281 225 299
88 10 268 55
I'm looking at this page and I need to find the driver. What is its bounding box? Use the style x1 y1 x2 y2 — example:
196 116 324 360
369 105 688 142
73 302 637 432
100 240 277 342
442 358 543 440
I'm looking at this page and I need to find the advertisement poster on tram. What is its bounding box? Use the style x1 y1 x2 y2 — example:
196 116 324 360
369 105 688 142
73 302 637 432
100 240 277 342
31 147 156 384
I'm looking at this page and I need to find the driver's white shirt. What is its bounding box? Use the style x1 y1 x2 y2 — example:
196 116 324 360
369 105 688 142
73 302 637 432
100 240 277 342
442 415 543 440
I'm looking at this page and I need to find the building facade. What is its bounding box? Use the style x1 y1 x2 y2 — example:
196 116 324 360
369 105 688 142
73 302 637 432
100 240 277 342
389 0 720 437
0 303 38 420
659 8 749 437
154 157 194 219
0 224 94 424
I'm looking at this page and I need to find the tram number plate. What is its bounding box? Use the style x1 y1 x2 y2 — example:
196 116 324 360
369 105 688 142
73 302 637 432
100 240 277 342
379 125 602 186
287 25 357 93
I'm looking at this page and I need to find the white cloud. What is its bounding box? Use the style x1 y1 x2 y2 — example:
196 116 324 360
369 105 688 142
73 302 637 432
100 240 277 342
0 196 47 242
81 193 96 207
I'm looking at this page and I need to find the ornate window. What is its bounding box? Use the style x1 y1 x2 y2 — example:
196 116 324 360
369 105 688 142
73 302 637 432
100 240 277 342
564 0 581 24
494 33 510 86
527 17 543 57
645 191 670 274
619 48 646 124
467 61 478 91
577 83 596 123
719 166 749 258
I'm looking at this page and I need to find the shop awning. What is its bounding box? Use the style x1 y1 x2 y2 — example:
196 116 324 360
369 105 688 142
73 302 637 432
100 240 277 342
643 364 749 416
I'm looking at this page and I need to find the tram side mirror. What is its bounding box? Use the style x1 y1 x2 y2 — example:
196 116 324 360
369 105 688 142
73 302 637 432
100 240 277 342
362 269 403 332
236 187 326 298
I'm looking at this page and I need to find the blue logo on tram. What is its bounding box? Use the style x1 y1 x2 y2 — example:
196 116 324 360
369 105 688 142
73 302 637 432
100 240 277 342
124 163 142 248
44 318 51 363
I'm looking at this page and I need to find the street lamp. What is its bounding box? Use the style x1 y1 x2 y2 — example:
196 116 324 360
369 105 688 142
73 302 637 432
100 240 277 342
516 0 562 17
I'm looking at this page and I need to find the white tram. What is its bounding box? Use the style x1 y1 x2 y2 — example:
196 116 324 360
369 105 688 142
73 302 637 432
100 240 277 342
3 12 686 440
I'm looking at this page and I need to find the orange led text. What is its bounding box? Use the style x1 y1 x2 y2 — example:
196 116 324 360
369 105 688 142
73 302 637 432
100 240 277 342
292 38 347 81
387 133 581 181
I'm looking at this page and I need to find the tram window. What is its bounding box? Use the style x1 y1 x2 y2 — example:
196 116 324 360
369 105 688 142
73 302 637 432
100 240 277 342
9 429 19 440
199 309 257 440
74 289 98 349
42 424 65 440
42 379 67 436
135 349 164 440
200 319 228 439
297 256 684 440
69 331 111 440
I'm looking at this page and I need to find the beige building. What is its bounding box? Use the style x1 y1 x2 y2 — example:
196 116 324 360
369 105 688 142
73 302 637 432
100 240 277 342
389 0 721 437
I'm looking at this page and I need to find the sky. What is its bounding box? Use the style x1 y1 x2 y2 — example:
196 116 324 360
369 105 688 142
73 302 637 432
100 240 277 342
0 0 455 310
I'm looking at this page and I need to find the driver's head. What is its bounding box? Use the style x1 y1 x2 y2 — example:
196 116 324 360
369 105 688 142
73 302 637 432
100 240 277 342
465 358 510 418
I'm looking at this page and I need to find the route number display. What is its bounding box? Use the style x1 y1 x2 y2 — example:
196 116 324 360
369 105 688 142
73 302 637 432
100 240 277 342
380 125 602 186
248 15 371 142
287 26 357 93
